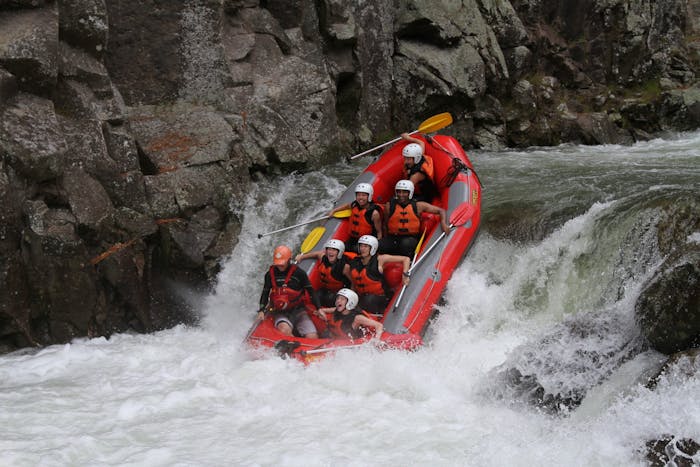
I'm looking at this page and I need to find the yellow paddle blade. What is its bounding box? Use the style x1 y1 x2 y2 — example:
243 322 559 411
415 228 427 255
332 208 352 219
301 227 325 254
417 112 453 134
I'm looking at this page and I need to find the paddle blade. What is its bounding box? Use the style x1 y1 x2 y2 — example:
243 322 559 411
332 208 352 219
301 227 325 254
417 112 453 134
414 228 427 257
449 203 475 227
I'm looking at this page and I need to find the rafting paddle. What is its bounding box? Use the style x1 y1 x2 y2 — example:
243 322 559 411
407 203 475 275
257 208 351 238
348 112 453 161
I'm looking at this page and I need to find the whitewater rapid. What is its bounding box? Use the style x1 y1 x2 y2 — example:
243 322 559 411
1 134 699 466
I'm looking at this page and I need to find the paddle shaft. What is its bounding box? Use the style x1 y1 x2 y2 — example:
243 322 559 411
349 130 419 161
393 227 452 310
348 112 452 161
301 340 378 356
407 229 449 275
257 208 351 239
393 275 411 311
257 215 331 238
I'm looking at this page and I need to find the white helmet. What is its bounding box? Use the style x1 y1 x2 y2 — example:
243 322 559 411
395 179 415 199
336 288 359 311
355 183 374 202
357 234 378 256
402 143 423 164
324 238 345 257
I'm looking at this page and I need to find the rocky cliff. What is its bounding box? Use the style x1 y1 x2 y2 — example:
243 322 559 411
1 0 699 352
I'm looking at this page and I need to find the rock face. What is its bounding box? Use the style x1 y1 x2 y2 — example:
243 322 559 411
1 0 699 351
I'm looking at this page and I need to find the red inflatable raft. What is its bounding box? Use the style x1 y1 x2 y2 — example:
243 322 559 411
244 126 482 364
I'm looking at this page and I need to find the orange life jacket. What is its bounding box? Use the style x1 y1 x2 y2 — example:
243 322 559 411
386 199 421 236
327 309 375 339
349 256 386 296
268 265 305 311
349 201 379 238
317 255 347 292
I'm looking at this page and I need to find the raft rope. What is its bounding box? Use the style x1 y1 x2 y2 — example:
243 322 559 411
427 136 484 189
442 158 470 187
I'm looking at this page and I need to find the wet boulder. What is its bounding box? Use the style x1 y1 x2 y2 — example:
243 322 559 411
488 309 645 414
656 196 700 256
645 436 700 467
646 348 700 390
636 250 700 354
644 349 700 466
490 366 585 414
636 197 700 354
569 112 634 145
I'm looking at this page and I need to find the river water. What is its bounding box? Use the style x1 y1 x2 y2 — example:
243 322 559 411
1 134 699 466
